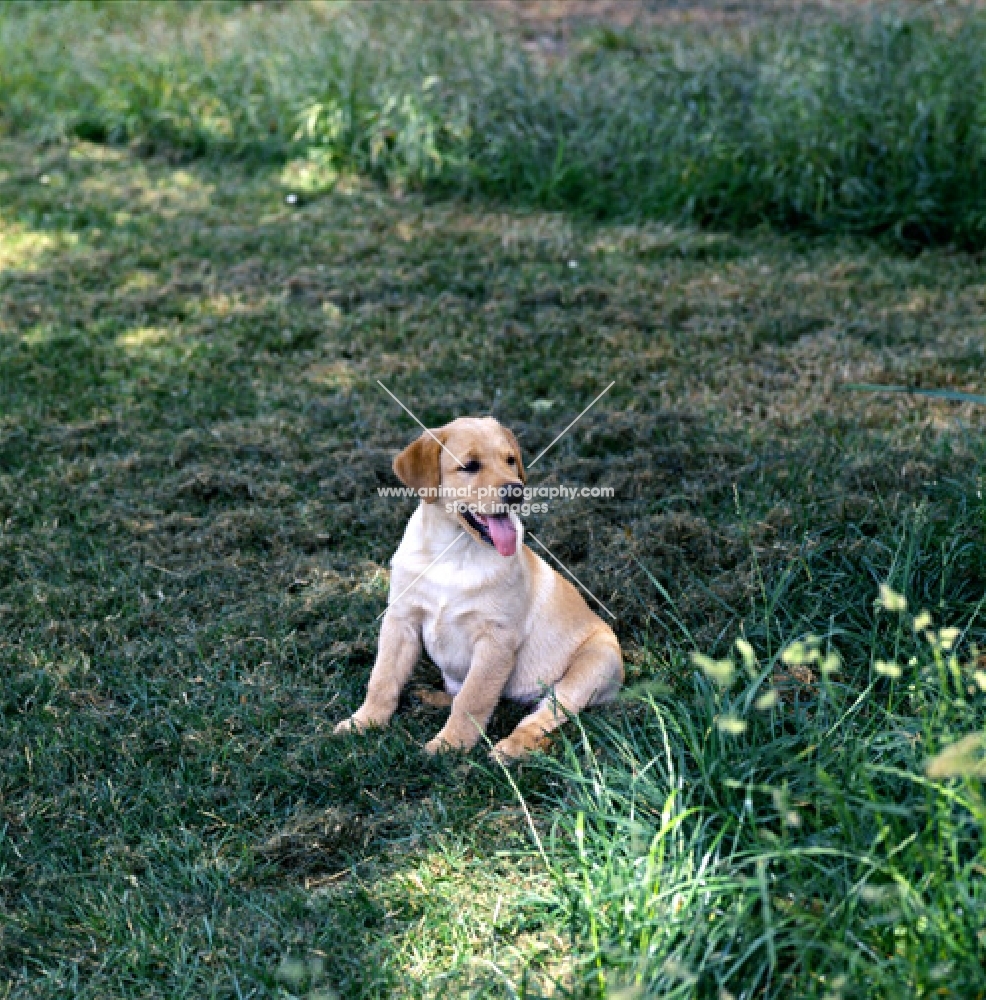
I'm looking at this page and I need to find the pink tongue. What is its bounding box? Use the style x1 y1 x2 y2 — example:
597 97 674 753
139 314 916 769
487 515 517 557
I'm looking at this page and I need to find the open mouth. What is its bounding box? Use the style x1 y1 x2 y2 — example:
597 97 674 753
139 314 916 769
462 510 518 557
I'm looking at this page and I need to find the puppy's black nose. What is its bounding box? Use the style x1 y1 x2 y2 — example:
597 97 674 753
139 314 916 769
499 482 525 506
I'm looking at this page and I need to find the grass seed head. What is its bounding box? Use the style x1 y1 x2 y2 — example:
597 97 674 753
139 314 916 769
716 714 747 736
780 642 805 666
754 689 779 711
877 584 908 613
926 734 986 779
913 610 934 631
735 637 756 669
691 652 735 687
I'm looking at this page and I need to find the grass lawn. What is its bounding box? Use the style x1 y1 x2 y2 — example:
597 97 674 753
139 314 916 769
2 3 986 998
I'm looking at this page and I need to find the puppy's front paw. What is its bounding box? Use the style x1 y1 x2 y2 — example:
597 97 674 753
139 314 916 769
333 716 362 736
423 735 448 755
489 740 516 766
490 732 551 765
424 724 477 755
333 712 387 736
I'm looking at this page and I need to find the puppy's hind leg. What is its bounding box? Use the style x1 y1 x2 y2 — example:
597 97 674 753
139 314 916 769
491 630 623 763
413 687 454 709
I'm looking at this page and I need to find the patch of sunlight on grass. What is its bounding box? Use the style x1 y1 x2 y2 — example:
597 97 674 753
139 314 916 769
280 156 340 197
588 221 730 259
496 213 576 255
117 271 160 295
20 324 71 346
115 325 174 351
378 842 563 995
68 142 128 165
305 360 355 388
198 292 247 318
0 224 76 272
80 165 215 218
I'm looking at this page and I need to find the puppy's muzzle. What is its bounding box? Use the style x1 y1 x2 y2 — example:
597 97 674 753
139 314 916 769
499 481 525 510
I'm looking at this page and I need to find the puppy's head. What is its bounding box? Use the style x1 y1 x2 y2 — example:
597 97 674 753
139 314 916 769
393 416 526 557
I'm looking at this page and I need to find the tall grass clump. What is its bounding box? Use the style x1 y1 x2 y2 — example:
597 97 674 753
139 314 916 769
510 541 986 997
469 15 986 247
3 3 986 246
0 2 473 185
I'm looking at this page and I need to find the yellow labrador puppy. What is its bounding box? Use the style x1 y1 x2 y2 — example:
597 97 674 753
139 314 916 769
334 416 623 761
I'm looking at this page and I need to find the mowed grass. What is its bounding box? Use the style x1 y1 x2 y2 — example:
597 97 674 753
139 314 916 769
3 134 986 998
1 4 986 998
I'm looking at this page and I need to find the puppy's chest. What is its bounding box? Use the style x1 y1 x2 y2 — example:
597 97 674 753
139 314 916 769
421 598 475 678
392 537 526 682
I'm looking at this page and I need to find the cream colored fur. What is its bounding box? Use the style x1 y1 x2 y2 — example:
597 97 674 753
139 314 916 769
334 417 623 761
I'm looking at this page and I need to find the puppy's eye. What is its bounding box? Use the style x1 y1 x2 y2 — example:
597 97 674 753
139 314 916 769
460 460 481 473
506 456 516 466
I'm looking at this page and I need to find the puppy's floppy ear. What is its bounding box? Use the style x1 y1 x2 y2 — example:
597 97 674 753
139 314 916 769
393 428 446 501
502 427 526 483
